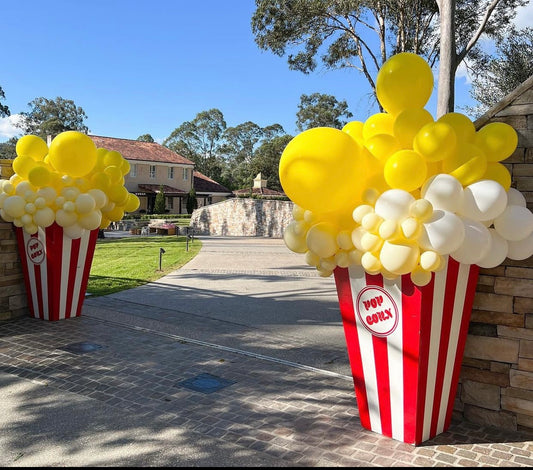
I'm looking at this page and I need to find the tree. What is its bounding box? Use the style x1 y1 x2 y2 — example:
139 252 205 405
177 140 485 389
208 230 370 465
465 26 533 118
137 134 155 142
296 93 353 131
0 86 9 117
17 96 89 139
250 134 293 192
164 109 226 177
252 0 527 116
154 186 166 214
186 188 198 214
0 137 17 160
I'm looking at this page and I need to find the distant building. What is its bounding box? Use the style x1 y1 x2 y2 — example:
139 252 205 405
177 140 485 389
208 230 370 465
89 135 231 214
232 173 286 198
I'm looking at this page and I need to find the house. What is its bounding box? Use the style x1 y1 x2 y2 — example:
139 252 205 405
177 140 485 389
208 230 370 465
89 136 231 214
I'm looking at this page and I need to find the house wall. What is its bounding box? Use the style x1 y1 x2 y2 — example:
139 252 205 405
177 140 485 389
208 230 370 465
455 78 533 432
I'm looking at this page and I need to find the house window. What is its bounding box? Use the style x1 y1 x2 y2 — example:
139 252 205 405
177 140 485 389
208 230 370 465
183 168 188 181
149 165 156 178
168 167 174 179
167 197 173 209
130 164 137 177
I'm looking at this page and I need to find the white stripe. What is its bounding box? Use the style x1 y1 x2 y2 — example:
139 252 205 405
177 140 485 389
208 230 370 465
70 230 90 318
436 261 470 434
383 276 404 442
422 255 449 442
59 234 71 320
348 265 381 434
22 231 39 318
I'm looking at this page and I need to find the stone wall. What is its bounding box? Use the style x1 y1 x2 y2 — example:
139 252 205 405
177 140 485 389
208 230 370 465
190 198 293 238
0 222 28 320
456 76 533 432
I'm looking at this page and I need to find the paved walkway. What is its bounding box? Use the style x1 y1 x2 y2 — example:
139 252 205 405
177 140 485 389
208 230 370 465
1 236 533 467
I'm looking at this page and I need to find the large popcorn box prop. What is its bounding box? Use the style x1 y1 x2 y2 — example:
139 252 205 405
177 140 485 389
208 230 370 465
15 223 99 321
333 256 479 445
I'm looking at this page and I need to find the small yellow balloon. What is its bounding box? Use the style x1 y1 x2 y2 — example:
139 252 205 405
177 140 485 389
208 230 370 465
481 162 512 191
376 52 434 116
442 143 487 186
306 222 339 259
393 108 434 149
103 150 124 167
104 165 123 183
384 150 427 192
48 131 98 177
364 134 401 164
475 122 518 162
12 155 36 178
413 122 457 162
124 193 140 212
362 113 394 141
107 185 129 205
16 135 48 161
437 112 476 143
342 121 364 145
27 165 51 187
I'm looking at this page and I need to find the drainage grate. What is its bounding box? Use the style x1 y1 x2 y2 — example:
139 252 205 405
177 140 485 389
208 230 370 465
58 342 104 354
177 373 235 394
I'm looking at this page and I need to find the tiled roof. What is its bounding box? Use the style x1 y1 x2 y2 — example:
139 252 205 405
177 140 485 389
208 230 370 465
233 187 285 196
194 171 232 194
136 184 187 196
89 135 194 166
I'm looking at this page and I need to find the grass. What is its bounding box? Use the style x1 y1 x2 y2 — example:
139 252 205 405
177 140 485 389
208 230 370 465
87 235 202 297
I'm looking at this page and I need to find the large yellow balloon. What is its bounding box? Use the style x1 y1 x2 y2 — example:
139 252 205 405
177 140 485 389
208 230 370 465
376 53 434 116
475 122 518 162
279 127 367 214
384 150 427 192
48 131 98 178
16 135 48 161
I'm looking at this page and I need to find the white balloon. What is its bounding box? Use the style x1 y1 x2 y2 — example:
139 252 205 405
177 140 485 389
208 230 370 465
62 223 85 239
507 232 533 260
380 240 419 275
419 210 465 255
283 221 308 254
459 180 508 221
494 205 533 241
374 189 415 221
306 223 338 259
507 187 527 207
421 174 463 212
450 218 491 265
33 207 55 228
477 229 508 268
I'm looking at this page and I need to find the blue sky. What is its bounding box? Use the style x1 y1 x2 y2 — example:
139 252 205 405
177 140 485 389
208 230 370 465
1 1 532 144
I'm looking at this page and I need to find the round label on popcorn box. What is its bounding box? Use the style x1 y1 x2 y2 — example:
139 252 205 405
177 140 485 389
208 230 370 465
356 286 399 337
26 238 45 265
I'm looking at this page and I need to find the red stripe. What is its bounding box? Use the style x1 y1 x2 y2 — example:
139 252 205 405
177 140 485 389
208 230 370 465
443 263 480 431
366 272 393 438
429 257 460 438
46 224 63 321
65 237 81 319
14 228 36 318
74 228 99 317
415 272 436 445
333 267 371 430
401 273 422 444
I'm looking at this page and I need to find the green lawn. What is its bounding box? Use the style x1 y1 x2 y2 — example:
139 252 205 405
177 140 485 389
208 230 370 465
87 235 202 297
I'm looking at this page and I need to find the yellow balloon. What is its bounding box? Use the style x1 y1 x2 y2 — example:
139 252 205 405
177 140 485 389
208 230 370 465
306 222 339 259
437 112 476 143
376 52 434 116
12 155 36 178
481 162 512 191
124 193 140 212
442 143 487 186
104 165 123 183
279 127 367 214
107 185 129 205
362 113 394 141
90 172 111 191
75 193 96 214
78 210 102 230
103 205 124 222
393 108 434 149
384 150 427 192
27 164 51 187
104 150 124 167
48 131 98 177
413 122 457 162
342 121 364 145
33 207 55 227
283 221 308 253
364 134 401 164
475 122 518 162
121 159 131 175
16 135 48 161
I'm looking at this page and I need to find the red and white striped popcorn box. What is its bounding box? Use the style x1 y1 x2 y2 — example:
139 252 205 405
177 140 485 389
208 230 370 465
15 223 99 321
334 256 480 445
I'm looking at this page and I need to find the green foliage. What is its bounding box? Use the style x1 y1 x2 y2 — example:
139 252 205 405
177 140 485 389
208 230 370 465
17 96 88 139
0 137 17 159
249 134 293 192
137 133 155 142
296 93 353 131
87 236 202 296
186 188 198 214
0 86 10 117
466 26 533 118
154 186 166 214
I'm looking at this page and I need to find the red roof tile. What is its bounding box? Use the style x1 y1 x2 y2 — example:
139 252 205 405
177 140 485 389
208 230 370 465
89 135 194 166
194 171 232 194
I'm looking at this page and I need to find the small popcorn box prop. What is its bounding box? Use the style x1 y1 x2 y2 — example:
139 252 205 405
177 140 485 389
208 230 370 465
333 255 479 445
15 223 99 321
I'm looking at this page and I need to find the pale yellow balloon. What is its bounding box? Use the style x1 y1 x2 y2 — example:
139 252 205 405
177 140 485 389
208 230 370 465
78 210 102 230
75 193 96 214
33 207 55 227
16 135 49 161
3 195 26 218
380 240 419 275
306 222 339 259
55 208 78 227
283 221 308 254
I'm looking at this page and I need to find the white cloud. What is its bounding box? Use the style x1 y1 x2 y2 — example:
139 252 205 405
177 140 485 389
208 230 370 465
0 114 23 141
514 2 533 29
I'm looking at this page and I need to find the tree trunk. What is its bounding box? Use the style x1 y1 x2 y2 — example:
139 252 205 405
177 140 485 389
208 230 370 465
436 0 457 117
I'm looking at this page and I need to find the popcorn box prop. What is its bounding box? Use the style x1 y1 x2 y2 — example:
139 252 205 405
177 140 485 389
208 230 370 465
333 255 479 445
15 223 99 321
